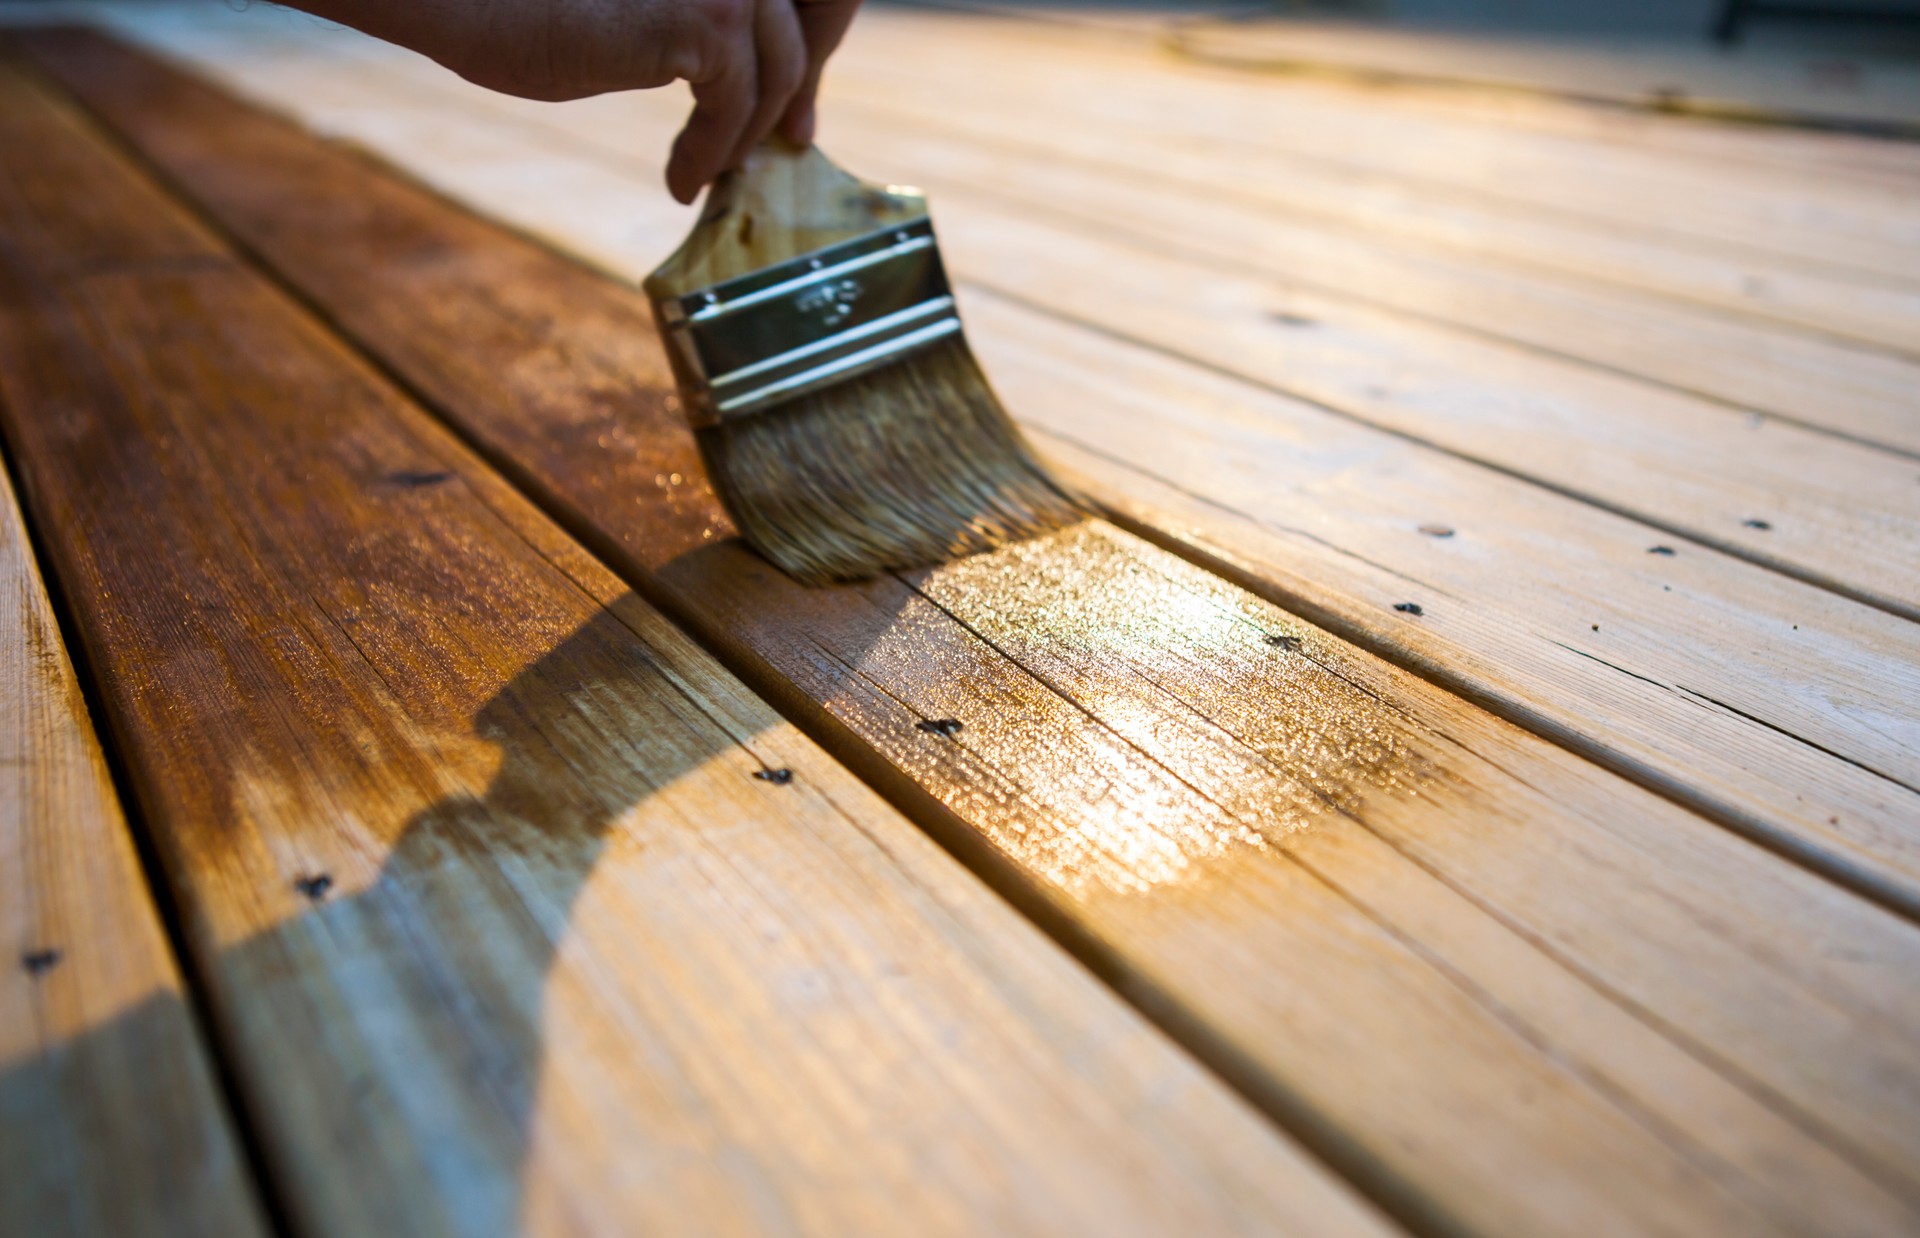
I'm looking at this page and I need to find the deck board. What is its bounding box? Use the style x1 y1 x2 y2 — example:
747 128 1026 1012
115 21 1920 620
825 69 1920 356
0 343 265 1236
859 13 1920 283
0 53 1381 1237
79 17 1920 910
33 27 1920 1235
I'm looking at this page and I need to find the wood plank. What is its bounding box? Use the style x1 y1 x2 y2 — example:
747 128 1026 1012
924 203 1920 611
797 83 1920 456
143 35 1920 616
0 413 266 1236
847 10 1920 286
1312 66 1920 191
100 8 1920 911
0 52 1384 1238
818 64 1920 361
39 28 1920 1236
1165 17 1920 136
917 0 1920 191
689 42 1920 456
964 292 1920 901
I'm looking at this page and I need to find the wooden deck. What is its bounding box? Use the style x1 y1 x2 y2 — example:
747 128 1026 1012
2 4 1917 1235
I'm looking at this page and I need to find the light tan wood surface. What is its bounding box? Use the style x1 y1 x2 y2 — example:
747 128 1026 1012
0 51 1387 1238
0 384 266 1236
32 26 1920 1236
851 12 1920 285
915 0 1920 189
819 64 1920 365
1162 15 1920 135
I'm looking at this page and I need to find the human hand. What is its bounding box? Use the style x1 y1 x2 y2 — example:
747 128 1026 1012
299 0 864 203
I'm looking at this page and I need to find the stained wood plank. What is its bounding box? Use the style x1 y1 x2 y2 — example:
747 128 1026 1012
0 53 1384 1238
139 25 1920 623
40 28 1920 1236
0 420 266 1237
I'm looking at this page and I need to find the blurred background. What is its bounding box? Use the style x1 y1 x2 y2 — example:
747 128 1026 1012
913 0 1920 136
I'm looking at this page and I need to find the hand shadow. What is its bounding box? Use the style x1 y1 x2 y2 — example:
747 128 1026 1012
5 602 802 1236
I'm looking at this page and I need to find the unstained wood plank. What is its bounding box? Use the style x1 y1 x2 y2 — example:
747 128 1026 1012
817 64 1920 359
0 52 1383 1238
782 81 1920 455
37 28 1920 1237
909 0 1920 191
0 408 266 1238
851 10 1920 286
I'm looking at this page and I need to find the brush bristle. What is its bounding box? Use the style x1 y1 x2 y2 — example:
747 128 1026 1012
696 335 1087 585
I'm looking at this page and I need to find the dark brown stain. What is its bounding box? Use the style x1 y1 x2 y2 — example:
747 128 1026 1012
21 948 62 977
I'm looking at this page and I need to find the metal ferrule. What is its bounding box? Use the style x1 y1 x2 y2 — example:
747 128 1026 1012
659 217 961 427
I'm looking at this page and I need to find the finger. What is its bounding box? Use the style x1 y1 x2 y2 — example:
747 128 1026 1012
729 0 808 167
665 21 757 203
780 0 864 145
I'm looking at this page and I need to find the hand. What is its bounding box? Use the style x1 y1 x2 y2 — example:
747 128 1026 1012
296 0 864 203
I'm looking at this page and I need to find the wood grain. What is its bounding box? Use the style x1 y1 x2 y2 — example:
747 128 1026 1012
37 28 1920 1236
768 91 1920 462
819 64 1920 360
848 10 1920 286
0 52 1385 1238
150 25 1920 624
1162 17 1920 138
0 397 266 1237
887 1 1920 191
101 18 1920 913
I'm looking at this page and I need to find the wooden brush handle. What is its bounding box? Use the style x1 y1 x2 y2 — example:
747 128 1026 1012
644 140 928 298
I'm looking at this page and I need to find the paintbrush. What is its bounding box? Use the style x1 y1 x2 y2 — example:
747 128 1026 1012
644 139 1083 585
